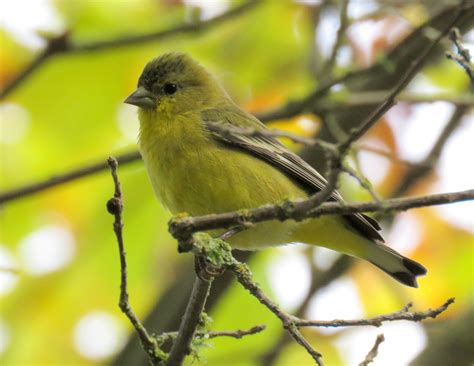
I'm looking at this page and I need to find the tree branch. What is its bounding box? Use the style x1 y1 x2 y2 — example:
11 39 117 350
106 157 165 365
315 92 474 110
0 151 141 205
446 27 474 82
227 260 324 366
391 105 468 197
159 324 266 342
259 255 353 366
256 71 357 122
257 1 474 124
165 277 213 366
359 334 385 366
107 158 265 366
296 298 455 328
338 2 466 152
187 241 454 366
319 0 349 80
206 325 266 339
0 1 259 98
249 3 468 227
0 32 70 99
170 189 474 246
105 151 463 366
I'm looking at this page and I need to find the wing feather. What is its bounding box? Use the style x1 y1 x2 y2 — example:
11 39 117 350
202 107 383 242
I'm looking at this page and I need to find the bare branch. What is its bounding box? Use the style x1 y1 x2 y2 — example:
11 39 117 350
359 334 385 366
184 231 457 365
296 298 455 328
338 3 467 152
320 0 349 79
207 325 266 339
315 91 474 110
170 189 474 245
0 151 141 205
257 71 356 122
259 255 353 366
159 324 266 342
0 32 70 99
106 157 165 365
227 261 324 366
165 277 213 366
341 163 381 202
391 105 468 197
354 144 421 167
446 27 474 82
0 1 259 98
258 1 474 124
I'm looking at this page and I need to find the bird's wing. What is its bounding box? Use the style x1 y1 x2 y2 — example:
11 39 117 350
202 106 384 242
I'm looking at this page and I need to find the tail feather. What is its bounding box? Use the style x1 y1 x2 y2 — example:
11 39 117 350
368 243 427 288
290 217 427 288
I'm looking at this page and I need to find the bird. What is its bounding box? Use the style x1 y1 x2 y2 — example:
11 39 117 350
124 52 427 287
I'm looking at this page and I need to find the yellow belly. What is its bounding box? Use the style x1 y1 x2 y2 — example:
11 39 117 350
138 111 367 251
139 113 307 249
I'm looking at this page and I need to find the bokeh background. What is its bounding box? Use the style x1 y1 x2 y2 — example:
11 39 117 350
0 0 473 365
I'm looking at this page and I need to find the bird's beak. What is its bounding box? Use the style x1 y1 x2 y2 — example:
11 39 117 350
124 87 156 109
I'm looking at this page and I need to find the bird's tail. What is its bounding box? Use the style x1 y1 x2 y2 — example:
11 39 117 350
366 242 427 288
291 217 427 288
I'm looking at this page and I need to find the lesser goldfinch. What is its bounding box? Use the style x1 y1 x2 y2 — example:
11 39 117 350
125 52 426 287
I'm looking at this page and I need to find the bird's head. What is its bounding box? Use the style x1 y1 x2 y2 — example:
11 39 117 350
125 52 227 116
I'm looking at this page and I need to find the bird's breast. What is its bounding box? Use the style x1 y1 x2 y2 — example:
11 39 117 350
138 111 308 247
138 112 310 249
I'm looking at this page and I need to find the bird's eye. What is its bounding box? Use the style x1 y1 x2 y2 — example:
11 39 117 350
163 83 178 95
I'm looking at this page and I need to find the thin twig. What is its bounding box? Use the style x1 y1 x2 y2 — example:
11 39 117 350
209 122 424 170
304 3 469 206
248 3 467 226
339 3 467 152
320 0 349 79
165 277 213 366
354 144 420 167
316 91 474 110
106 157 165 365
207 325 266 339
296 298 455 328
220 252 454 366
206 122 334 151
159 324 266 342
228 261 324 366
391 105 468 198
0 32 70 98
169 189 474 244
307 0 327 80
446 27 474 82
342 163 381 202
359 334 385 366
256 71 357 122
258 2 474 124
0 1 259 98
260 255 353 366
0 151 141 205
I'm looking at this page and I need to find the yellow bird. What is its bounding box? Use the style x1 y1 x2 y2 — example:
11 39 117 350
125 52 426 287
